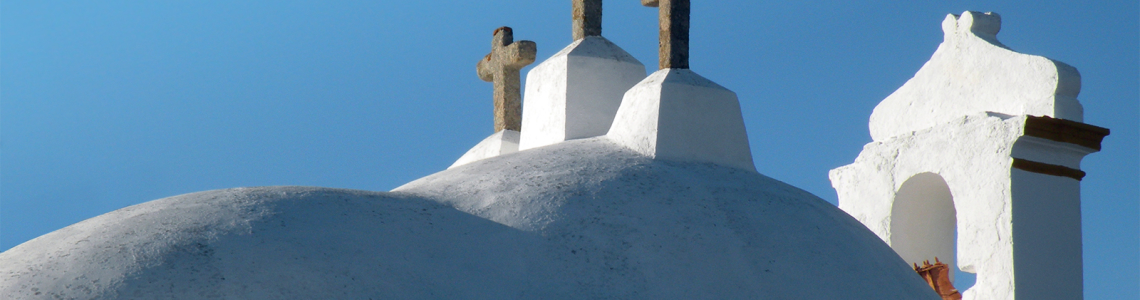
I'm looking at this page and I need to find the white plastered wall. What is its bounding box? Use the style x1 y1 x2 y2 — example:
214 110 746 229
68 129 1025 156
832 114 1021 299
868 12 1083 141
519 36 646 151
890 172 957 282
831 114 1097 299
833 11 1101 299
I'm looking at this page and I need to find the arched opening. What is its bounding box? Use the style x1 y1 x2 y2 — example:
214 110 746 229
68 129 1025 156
890 173 974 291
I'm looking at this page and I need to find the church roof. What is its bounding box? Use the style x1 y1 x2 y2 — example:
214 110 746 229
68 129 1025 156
0 137 937 299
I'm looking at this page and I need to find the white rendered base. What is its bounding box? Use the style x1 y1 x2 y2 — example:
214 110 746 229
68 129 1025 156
519 36 646 151
607 69 755 172
449 130 520 169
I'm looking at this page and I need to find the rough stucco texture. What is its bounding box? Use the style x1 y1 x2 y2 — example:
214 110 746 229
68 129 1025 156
832 113 1097 300
832 114 1025 300
868 11 1084 142
450 129 520 169
607 68 755 172
519 36 646 151
2 138 938 299
834 11 1100 299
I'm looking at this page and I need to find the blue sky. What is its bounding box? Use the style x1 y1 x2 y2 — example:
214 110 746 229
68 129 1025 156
2 1 1136 298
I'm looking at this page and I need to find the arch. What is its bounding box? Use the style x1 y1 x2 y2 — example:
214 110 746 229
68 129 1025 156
890 172 959 282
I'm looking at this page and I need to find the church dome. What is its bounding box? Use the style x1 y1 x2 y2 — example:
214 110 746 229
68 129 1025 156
0 137 937 299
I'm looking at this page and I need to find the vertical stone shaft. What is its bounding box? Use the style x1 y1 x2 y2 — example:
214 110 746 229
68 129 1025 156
644 0 689 69
477 27 536 132
491 28 520 132
572 0 603 40
659 0 689 69
494 65 523 132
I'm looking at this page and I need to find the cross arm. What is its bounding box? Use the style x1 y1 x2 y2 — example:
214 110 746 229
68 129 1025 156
499 41 537 69
477 54 495 82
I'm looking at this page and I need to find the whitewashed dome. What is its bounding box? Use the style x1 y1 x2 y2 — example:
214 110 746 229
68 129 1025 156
0 137 937 299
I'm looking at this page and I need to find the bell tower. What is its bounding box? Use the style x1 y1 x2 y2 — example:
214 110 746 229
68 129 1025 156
830 11 1109 300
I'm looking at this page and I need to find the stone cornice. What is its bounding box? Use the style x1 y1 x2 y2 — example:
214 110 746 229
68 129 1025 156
1024 115 1110 151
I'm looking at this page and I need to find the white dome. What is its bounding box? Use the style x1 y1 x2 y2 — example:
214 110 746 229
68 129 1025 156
0 137 937 299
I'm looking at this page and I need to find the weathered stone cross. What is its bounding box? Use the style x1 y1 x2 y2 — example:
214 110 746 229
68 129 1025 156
477 27 536 132
641 0 689 69
573 0 603 40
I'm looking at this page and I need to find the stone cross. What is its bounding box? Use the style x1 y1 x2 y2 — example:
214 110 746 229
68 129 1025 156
573 0 603 40
641 0 689 69
477 27 537 132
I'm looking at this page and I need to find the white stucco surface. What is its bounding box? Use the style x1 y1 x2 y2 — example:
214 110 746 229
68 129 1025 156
0 187 538 299
607 69 755 172
868 11 1084 141
834 114 1010 299
890 173 958 282
519 36 646 151
1008 169 1084 300
1 138 939 299
832 114 1099 300
449 129 520 169
833 12 1103 299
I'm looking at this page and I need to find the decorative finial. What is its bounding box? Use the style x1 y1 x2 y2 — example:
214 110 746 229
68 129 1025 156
476 27 537 132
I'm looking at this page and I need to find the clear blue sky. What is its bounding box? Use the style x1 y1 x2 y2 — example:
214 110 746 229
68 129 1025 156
3 1 1136 298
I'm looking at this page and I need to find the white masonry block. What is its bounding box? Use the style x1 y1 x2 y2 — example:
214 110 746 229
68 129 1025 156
519 36 646 151
607 69 756 172
868 11 1084 141
449 130 520 169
